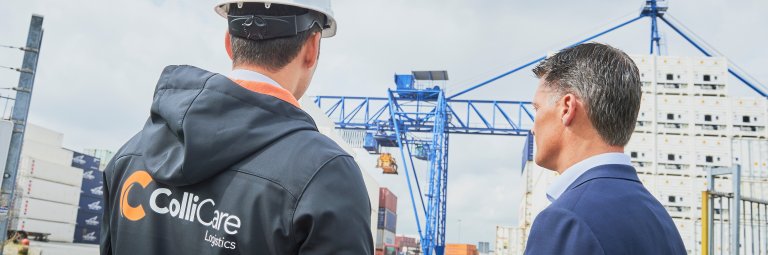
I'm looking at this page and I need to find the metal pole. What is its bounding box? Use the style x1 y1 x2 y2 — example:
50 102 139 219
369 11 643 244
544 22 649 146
648 0 661 55
388 90 427 252
701 190 709 255
404 141 428 215
732 165 741 255
0 15 43 252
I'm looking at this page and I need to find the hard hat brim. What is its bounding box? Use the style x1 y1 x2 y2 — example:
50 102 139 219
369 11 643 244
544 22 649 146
215 1 336 38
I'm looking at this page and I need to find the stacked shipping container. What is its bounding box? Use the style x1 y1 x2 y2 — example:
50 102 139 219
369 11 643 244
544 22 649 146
71 152 103 244
12 124 83 242
626 55 768 254
376 187 397 255
395 235 419 254
494 225 523 255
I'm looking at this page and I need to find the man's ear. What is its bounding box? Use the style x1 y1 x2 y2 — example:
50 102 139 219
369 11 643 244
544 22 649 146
302 32 322 68
560 93 577 126
224 31 233 60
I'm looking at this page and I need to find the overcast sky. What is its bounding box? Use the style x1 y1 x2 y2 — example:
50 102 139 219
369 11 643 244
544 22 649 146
1 0 767 248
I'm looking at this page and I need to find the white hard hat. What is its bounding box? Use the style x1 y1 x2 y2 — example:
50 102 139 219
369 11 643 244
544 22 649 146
215 0 336 38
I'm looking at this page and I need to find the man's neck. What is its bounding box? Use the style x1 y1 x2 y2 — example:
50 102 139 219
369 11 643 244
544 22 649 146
554 140 624 174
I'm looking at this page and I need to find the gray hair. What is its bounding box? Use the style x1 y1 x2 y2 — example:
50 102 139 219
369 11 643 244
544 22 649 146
532 43 641 146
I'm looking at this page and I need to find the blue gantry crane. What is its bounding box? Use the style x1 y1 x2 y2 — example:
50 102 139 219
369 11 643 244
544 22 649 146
314 1 767 254
316 71 536 255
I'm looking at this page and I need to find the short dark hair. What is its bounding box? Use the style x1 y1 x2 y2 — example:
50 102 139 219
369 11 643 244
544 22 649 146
532 43 642 146
229 3 322 71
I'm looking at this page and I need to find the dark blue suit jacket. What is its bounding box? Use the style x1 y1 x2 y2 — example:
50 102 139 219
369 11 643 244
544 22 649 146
524 164 686 255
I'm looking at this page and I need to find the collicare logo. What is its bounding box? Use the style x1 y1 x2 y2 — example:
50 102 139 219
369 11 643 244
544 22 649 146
120 171 152 221
120 170 242 249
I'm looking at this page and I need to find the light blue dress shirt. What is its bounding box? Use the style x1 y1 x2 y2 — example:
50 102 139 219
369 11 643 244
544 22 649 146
546 152 632 202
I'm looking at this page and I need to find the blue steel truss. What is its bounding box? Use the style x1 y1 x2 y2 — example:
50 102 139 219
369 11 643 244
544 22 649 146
315 89 535 255
315 1 766 254
314 96 534 136
388 89 449 254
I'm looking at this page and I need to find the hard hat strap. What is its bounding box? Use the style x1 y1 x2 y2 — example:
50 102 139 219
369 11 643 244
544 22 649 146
228 12 326 41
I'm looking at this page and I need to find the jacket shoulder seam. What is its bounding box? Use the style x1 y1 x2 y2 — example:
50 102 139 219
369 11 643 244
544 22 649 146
294 154 353 200
230 169 300 201
105 153 141 191
287 154 353 249
111 153 142 163
175 73 216 185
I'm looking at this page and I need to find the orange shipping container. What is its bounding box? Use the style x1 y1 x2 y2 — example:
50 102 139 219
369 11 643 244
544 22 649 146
444 244 478 255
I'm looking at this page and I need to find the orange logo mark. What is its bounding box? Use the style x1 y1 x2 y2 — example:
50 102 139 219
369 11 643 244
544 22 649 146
120 170 153 221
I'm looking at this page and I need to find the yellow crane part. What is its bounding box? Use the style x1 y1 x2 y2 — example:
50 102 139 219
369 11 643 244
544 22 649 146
376 153 398 175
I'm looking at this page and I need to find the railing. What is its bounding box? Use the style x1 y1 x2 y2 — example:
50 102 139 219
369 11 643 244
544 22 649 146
702 191 768 255
701 166 768 255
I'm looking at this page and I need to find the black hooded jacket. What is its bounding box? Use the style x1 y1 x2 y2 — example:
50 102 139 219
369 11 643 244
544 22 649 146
101 65 373 254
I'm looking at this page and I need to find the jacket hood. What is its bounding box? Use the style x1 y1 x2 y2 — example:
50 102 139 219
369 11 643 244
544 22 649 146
139 65 317 186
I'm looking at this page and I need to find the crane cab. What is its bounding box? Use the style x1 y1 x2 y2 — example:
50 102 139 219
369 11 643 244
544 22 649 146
414 144 430 160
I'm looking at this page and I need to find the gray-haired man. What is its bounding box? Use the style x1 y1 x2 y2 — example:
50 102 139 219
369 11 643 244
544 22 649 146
525 43 686 254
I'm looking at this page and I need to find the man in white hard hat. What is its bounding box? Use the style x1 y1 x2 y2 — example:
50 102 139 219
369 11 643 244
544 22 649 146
100 1 373 254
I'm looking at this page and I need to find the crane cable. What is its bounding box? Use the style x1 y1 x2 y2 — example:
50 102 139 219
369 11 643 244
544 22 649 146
446 7 642 95
0 44 37 52
665 14 768 92
0 65 32 74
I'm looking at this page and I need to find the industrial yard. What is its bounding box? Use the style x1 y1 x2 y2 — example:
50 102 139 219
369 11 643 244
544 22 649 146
1 0 766 255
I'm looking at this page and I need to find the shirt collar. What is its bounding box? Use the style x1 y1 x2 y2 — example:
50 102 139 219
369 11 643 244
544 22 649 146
228 69 281 87
546 152 632 202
